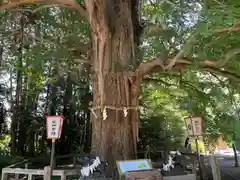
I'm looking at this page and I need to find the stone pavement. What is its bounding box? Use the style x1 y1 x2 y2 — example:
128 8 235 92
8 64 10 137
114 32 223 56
203 155 240 180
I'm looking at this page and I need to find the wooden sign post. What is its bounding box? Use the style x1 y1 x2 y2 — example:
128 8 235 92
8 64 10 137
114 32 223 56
45 116 64 179
184 116 203 155
184 116 203 180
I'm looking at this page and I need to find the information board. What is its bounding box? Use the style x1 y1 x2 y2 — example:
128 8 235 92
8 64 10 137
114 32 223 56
116 159 152 177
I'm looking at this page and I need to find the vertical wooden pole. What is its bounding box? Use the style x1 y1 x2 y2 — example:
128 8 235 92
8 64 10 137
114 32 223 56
44 166 51 180
60 173 66 180
210 156 221 180
1 172 8 180
53 157 56 169
73 156 76 168
14 174 19 180
233 143 239 167
192 160 197 176
28 174 33 180
190 115 204 180
50 139 56 169
195 139 204 180
44 138 56 180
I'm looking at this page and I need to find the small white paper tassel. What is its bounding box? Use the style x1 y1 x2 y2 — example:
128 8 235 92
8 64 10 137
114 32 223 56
163 164 170 172
162 155 175 172
103 107 107 120
89 165 94 174
123 107 128 117
92 157 101 168
169 155 174 168
81 165 90 177
176 150 181 155
80 156 102 177
95 157 101 165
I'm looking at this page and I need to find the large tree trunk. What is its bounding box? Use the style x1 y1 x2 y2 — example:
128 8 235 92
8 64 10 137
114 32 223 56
91 73 141 165
84 0 142 165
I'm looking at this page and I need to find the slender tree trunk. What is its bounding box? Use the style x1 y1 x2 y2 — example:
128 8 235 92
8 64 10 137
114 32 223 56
83 110 91 153
40 63 52 152
83 84 91 153
11 14 24 154
84 0 142 165
57 74 73 154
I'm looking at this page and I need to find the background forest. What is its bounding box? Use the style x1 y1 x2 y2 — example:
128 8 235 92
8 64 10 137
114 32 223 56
0 0 240 168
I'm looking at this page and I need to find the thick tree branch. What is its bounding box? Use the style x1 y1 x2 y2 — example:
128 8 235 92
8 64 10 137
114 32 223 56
32 4 85 16
0 0 57 10
215 27 240 33
136 57 240 81
136 58 189 77
135 57 166 76
0 0 87 20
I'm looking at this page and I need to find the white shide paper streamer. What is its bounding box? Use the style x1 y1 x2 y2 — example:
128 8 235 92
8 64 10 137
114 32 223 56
80 157 101 177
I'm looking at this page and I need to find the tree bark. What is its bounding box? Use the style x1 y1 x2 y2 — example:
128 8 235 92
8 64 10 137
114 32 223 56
11 14 24 154
91 73 141 165
84 0 142 165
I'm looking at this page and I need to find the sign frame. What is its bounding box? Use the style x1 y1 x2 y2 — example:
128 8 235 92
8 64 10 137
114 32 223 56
45 115 64 179
184 116 204 180
184 116 203 136
126 169 162 180
46 115 64 140
116 159 153 179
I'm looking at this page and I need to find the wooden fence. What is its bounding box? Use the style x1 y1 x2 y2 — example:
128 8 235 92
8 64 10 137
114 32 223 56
1 152 222 180
1 154 82 180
